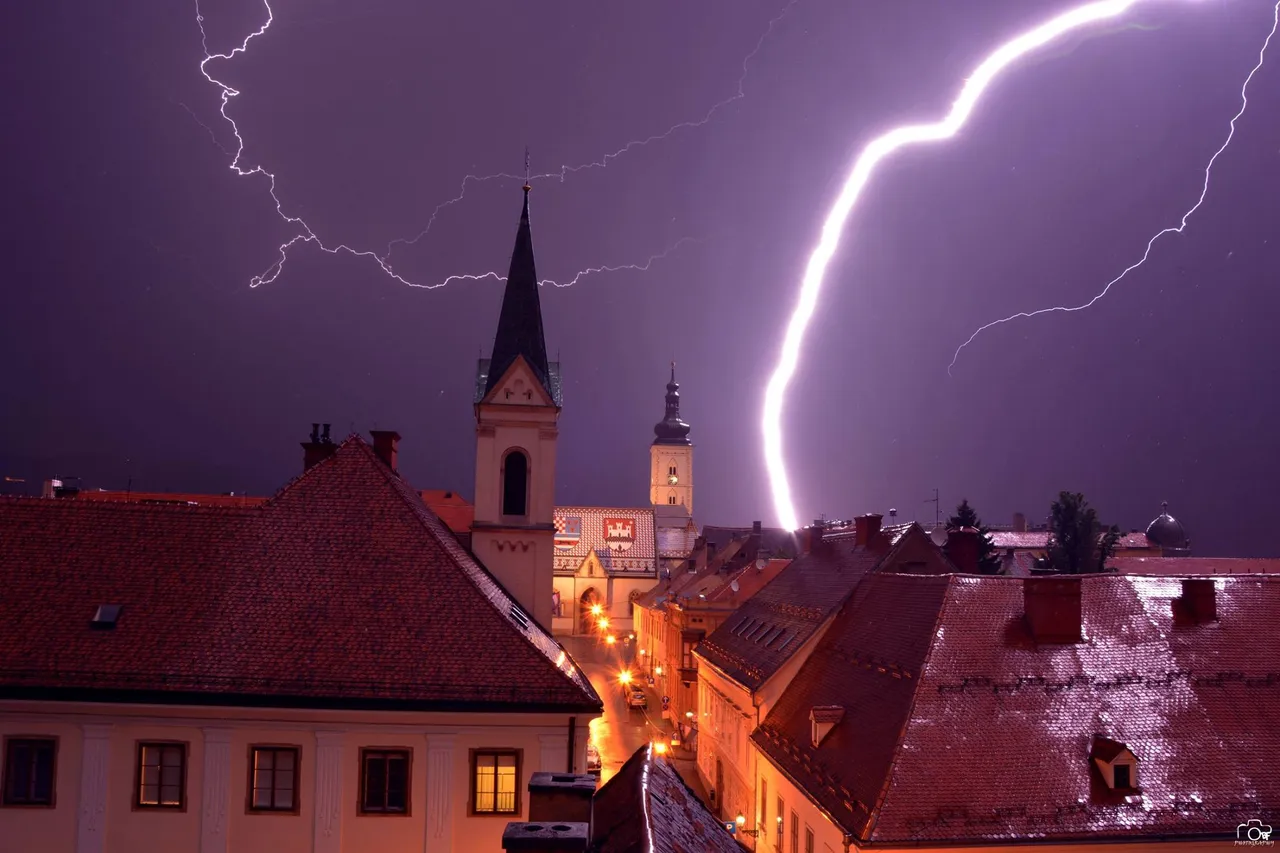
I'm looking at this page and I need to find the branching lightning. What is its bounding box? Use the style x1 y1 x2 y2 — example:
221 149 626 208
383 0 799 260
762 0 1279 533
195 0 787 290
948 1 1279 374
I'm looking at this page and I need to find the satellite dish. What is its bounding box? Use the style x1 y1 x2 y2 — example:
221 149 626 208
730 579 740 593
930 525 949 547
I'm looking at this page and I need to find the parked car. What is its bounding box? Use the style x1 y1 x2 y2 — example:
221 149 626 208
586 742 602 776
626 690 647 709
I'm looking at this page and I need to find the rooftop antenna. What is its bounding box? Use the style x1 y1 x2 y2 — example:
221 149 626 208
523 146 531 191
924 488 940 529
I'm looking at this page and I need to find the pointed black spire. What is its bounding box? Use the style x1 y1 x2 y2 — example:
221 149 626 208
653 361 691 445
484 183 552 400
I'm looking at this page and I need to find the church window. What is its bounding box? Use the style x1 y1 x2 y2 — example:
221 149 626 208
502 450 529 516
668 465 677 477
668 494 677 505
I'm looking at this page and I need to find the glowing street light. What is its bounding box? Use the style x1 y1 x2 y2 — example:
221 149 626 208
618 670 633 686
605 634 616 646
654 665 663 677
653 742 668 756
590 604 603 617
597 617 610 631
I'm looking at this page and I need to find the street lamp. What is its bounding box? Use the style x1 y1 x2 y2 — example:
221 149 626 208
605 634 616 646
653 742 668 756
598 617 610 631
618 670 632 686
655 665 663 677
590 604 603 617
735 814 760 837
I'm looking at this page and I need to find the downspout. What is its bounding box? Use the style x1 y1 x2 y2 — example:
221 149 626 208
567 716 577 772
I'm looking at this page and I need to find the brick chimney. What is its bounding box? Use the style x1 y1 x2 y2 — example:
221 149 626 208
1023 577 1083 643
527 772 596 823
945 526 981 574
370 430 400 472
501 822 589 853
1012 512 1028 533
301 423 336 471
854 513 883 547
1176 578 1217 625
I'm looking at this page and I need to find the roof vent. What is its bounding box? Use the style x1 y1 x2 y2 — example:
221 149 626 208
91 604 122 630
810 706 844 747
1091 737 1139 791
509 604 530 630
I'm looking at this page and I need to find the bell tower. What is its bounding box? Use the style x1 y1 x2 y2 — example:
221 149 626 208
472 183 560 624
650 363 693 516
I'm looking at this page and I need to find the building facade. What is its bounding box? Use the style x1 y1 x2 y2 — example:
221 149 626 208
551 506 660 636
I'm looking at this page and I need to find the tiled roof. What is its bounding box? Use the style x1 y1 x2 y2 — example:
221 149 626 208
1112 557 1280 576
419 489 474 536
72 489 267 508
553 506 657 575
702 525 798 557
695 527 941 691
592 745 745 853
0 436 600 713
754 574 1280 844
656 524 698 559
989 531 1050 549
704 559 791 604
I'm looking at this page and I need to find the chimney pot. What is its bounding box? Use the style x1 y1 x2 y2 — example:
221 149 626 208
322 423 331 443
370 430 401 472
501 821 589 852
1023 577 1083 643
945 526 982 574
527 772 596 824
302 423 339 472
752 520 762 535
310 423 320 443
854 513 883 547
1012 512 1028 533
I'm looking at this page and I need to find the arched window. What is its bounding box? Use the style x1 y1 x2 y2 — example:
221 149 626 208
502 450 529 516
668 492 678 505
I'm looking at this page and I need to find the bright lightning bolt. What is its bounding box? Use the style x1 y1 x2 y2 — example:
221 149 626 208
761 0 1275 533
384 0 799 260
949 1 1280 374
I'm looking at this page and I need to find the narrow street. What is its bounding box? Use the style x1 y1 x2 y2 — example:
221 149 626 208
561 635 712 807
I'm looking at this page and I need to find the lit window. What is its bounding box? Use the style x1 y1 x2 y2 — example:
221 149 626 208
137 743 185 808
360 749 410 814
3 738 56 807
473 751 519 814
249 747 298 812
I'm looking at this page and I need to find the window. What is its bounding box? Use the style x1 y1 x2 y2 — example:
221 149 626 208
248 746 299 812
668 495 677 505
501 450 528 516
3 738 56 807
1113 764 1132 789
668 466 677 476
760 780 768 837
472 750 520 815
791 810 799 852
136 743 186 809
360 749 410 814
777 796 784 843
805 826 815 853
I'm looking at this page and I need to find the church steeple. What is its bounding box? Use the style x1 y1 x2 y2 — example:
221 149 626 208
653 362 692 446
485 184 551 400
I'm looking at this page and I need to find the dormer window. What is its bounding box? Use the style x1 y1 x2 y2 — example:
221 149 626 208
809 706 844 748
1091 737 1139 791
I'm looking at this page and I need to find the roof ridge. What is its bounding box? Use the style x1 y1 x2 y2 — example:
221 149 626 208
261 432 365 505
361 441 600 709
863 574 956 842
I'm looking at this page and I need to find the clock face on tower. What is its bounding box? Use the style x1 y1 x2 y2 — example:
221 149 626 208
668 475 679 485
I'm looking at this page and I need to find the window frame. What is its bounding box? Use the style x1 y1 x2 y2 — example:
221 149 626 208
246 745 301 815
2 736 58 808
791 809 800 852
469 748 522 817
805 826 815 853
1113 762 1133 789
134 741 188 811
357 747 413 817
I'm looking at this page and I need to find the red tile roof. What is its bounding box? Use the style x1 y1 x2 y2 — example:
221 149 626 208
696 525 949 691
754 573 1280 844
71 489 267 508
1112 557 1280 576
592 745 745 853
418 489 474 535
0 436 600 713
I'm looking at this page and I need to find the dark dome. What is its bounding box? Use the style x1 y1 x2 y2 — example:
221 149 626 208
653 364 692 446
1145 502 1189 551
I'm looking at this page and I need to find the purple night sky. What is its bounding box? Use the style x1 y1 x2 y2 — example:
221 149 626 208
2 0 1278 554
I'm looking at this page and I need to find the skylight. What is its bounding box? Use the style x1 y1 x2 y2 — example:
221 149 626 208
91 604 122 630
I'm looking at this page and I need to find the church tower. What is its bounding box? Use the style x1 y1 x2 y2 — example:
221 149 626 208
472 184 560 624
650 363 693 515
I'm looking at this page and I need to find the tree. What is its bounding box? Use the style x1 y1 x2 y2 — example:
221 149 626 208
946 499 1002 574
1038 491 1121 574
